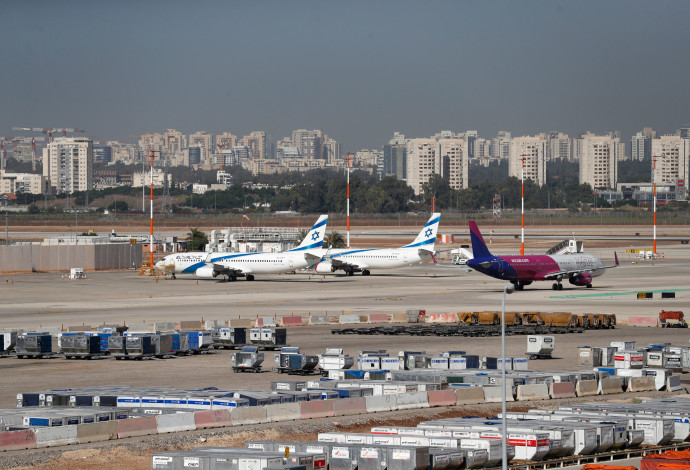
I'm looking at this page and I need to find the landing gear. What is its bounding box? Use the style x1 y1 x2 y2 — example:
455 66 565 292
362 270 370 276
586 283 593 288
171 274 176 280
246 274 255 281
552 283 563 291
346 271 354 276
513 281 524 291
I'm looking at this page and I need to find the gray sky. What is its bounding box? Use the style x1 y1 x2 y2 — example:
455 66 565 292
1 0 688 151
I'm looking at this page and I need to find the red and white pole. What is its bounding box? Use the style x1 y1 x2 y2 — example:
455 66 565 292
653 156 657 255
150 149 154 270
346 152 350 248
520 155 525 255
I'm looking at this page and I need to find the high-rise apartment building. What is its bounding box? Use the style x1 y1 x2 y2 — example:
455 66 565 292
292 129 325 160
189 131 212 165
406 138 439 195
577 133 623 189
509 136 547 186
215 132 238 150
651 135 689 185
631 132 647 161
163 129 186 154
490 131 511 159
42 137 93 194
324 138 341 164
465 130 478 159
547 132 571 161
438 138 468 190
242 131 266 159
382 143 406 180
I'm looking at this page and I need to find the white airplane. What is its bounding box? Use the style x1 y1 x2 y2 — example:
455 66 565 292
155 252 209 279
198 214 328 281
312 212 441 276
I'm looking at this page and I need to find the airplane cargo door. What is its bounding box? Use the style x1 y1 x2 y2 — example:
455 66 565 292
403 251 408 263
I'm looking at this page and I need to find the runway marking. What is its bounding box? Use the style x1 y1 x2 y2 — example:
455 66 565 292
550 288 690 299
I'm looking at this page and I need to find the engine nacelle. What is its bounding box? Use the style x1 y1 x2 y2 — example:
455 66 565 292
569 273 592 286
314 261 336 274
195 265 217 278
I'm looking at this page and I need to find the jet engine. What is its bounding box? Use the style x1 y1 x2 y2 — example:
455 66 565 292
569 273 592 286
314 261 336 273
195 265 217 278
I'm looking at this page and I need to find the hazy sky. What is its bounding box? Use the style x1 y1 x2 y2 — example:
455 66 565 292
1 0 688 151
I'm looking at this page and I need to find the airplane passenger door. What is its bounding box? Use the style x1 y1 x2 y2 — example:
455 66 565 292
402 250 408 263
288 256 294 268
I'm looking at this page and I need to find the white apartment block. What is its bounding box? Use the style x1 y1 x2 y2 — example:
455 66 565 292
491 131 511 159
547 132 571 161
577 133 623 189
324 138 341 164
631 132 647 161
438 138 468 190
292 129 325 159
354 149 379 167
509 136 547 186
406 138 440 195
216 132 238 150
0 170 46 195
163 129 186 153
651 136 689 185
132 168 170 188
42 137 93 194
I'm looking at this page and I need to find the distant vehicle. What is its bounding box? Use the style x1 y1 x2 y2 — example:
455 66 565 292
155 214 327 281
466 220 618 291
312 213 440 276
201 214 328 281
658 310 687 328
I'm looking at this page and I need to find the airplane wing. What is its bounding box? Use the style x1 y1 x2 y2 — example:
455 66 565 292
543 252 619 279
303 251 324 265
212 263 248 277
330 258 369 270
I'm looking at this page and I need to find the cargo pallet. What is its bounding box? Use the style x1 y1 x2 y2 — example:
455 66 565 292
111 354 155 360
16 353 60 359
232 366 262 373
63 353 109 360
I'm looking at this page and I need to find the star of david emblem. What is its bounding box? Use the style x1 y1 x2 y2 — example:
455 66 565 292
311 231 320 241
424 228 433 238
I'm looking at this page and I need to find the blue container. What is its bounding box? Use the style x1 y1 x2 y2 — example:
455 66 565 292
170 333 181 352
464 355 480 369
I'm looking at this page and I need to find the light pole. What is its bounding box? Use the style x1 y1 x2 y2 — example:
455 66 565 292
501 283 515 470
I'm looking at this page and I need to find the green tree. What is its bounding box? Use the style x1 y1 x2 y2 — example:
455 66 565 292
108 201 128 211
28 204 40 214
187 227 208 251
324 231 346 248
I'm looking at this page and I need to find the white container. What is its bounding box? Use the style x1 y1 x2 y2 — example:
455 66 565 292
611 341 636 351
645 351 664 368
358 356 382 370
512 357 529 370
431 357 450 369
600 347 617 366
449 357 467 370
615 368 645 377
527 336 555 356
381 357 401 370
614 350 644 369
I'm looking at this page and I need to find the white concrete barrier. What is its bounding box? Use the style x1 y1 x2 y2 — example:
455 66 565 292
394 391 429 410
482 385 515 403
516 383 550 401
309 315 330 325
365 394 398 412
575 379 599 397
156 412 196 433
34 425 79 448
338 314 361 324
230 406 268 425
627 376 656 392
265 403 302 422
666 375 682 392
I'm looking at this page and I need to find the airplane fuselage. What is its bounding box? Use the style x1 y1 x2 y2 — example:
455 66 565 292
206 251 304 275
468 253 606 282
314 247 433 274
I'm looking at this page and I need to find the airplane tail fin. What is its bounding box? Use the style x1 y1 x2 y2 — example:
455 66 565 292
614 252 619 266
468 220 493 259
402 213 441 251
290 215 328 251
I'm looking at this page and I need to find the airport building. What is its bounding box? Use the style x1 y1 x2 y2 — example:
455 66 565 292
42 137 94 194
576 133 623 190
651 135 689 185
509 135 547 186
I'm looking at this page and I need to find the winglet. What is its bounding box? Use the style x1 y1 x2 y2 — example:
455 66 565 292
614 251 619 266
468 220 492 259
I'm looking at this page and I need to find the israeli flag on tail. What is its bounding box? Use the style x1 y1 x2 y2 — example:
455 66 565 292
402 213 441 251
288 214 328 252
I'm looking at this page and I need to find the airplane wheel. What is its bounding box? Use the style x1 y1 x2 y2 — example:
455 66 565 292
586 283 592 288
171 275 176 280
558 284 563 290
230 277 237 282
362 270 370 276
246 274 255 281
347 271 354 276
552 283 558 290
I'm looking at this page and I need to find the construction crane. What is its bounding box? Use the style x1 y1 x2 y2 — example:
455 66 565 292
0 136 48 171
12 127 86 142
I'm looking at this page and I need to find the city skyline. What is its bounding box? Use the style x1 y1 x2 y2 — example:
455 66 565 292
1 0 689 151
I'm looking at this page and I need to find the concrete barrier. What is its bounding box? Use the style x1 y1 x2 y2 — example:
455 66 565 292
156 412 196 433
333 397 368 416
257 316 276 327
308 314 330 325
76 421 118 443
667 375 682 392
391 313 408 323
154 322 177 332
230 406 268 425
427 390 457 407
395 391 430 410
34 425 79 448
228 319 253 328
627 376 656 392
455 387 486 405
280 316 303 327
338 315 361 324
368 314 389 323
265 403 302 422
179 320 203 330
193 410 232 429
516 383 550 401
300 400 335 419
0 429 37 451
575 379 599 397
116 416 158 439
426 313 457 323
365 394 398 413
549 382 576 399
483 385 515 403
598 377 624 395
627 316 658 327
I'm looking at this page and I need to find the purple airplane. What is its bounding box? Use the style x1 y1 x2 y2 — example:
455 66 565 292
467 220 618 291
